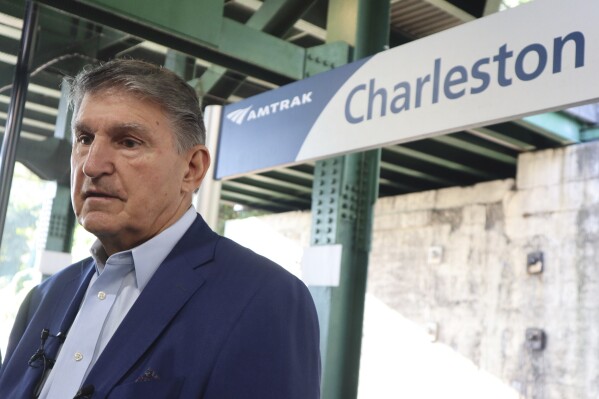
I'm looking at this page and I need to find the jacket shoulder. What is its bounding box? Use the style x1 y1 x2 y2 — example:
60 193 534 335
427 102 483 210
212 235 301 285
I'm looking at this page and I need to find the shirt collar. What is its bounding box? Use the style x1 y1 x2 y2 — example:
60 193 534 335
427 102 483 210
89 206 197 291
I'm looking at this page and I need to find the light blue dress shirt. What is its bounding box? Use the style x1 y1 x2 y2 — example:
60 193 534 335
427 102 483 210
39 207 197 399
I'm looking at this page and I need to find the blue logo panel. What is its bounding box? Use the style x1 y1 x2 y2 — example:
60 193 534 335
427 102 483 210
216 58 369 179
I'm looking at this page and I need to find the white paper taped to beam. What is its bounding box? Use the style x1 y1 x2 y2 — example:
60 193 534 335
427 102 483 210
301 244 342 287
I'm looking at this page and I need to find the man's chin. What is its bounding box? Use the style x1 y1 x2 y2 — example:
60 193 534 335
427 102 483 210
79 215 120 237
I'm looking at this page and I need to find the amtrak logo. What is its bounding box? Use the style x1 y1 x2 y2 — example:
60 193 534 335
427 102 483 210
225 92 313 125
226 106 252 125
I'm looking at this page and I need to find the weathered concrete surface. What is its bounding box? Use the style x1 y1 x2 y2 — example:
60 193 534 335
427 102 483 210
225 140 599 399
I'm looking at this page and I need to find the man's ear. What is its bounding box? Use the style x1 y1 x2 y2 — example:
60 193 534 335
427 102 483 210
182 144 211 193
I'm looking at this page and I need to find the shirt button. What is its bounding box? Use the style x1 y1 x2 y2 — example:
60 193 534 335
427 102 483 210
98 291 106 300
74 352 83 361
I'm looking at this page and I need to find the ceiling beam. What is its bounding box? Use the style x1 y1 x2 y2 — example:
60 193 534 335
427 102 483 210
384 144 497 179
518 112 582 145
223 180 311 206
429 134 517 165
38 0 307 85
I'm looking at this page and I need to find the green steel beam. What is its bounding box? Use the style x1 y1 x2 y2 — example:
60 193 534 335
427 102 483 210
220 191 293 212
79 0 223 46
377 177 416 193
402 139 514 176
32 9 118 68
262 167 313 186
194 0 319 104
290 161 315 174
311 152 381 399
0 5 131 96
223 180 311 206
466 127 536 151
219 19 305 80
354 0 390 57
304 42 352 78
45 184 76 253
224 179 309 202
519 112 582 144
38 0 306 84
384 145 497 179
44 47 76 256
0 0 126 56
581 126 599 142
486 120 566 149
310 1 388 399
277 167 314 181
452 131 522 155
325 0 359 49
430 135 517 165
380 160 459 186
0 1 130 96
245 0 309 36
237 174 313 195
377 172 420 192
191 65 229 99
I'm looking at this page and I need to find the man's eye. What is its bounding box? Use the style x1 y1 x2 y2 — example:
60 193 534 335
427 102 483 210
77 135 93 145
121 139 140 148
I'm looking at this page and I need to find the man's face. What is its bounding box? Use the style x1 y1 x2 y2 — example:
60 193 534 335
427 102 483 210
71 89 207 255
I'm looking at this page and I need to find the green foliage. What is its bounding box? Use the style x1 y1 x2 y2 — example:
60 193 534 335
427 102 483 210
0 164 44 278
0 201 39 277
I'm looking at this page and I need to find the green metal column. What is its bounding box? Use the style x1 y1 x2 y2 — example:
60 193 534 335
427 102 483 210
46 185 76 253
309 1 389 398
45 80 75 255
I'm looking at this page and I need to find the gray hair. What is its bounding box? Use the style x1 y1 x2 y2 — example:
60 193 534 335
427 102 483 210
68 58 205 152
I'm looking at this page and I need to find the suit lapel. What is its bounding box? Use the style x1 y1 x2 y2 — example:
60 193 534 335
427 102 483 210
17 260 95 397
44 259 96 359
57 259 97 334
85 215 219 395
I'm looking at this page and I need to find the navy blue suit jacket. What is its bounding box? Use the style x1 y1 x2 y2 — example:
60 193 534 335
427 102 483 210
0 215 321 398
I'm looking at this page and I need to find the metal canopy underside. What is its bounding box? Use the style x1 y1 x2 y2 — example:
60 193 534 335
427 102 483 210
0 0 597 212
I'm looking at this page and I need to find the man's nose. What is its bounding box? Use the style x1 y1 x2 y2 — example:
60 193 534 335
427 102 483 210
82 140 114 178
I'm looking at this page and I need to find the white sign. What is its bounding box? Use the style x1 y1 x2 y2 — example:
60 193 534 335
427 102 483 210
301 244 342 287
218 0 598 179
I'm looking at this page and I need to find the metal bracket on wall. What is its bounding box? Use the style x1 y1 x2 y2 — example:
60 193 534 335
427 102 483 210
525 328 546 351
526 251 544 274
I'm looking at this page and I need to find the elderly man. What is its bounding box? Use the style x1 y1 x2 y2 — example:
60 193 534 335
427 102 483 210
0 59 320 399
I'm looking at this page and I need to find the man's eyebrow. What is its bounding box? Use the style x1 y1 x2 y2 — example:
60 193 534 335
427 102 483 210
73 121 150 135
73 121 91 134
108 122 151 135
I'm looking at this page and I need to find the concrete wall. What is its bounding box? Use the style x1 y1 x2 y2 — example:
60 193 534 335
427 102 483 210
225 140 599 399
